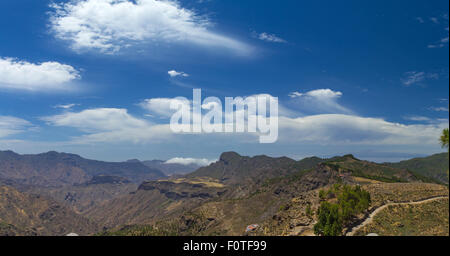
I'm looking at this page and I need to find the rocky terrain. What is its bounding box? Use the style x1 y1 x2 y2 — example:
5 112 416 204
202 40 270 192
0 150 448 236
137 159 201 176
385 153 449 184
0 186 98 236
0 150 166 187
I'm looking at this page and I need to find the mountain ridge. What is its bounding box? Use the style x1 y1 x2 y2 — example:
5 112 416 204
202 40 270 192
0 150 166 187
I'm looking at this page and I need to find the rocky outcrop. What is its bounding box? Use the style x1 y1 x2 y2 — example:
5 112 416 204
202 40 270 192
138 181 227 200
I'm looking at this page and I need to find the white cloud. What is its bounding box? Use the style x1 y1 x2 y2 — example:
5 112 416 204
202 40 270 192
288 92 304 98
54 103 79 109
0 116 31 138
401 71 425 86
403 116 432 122
428 44 445 48
165 157 215 166
426 16 449 48
140 98 191 118
429 106 449 112
168 70 189 78
416 17 425 23
278 114 448 145
43 108 148 132
49 0 250 55
289 89 343 99
401 71 439 85
0 57 80 91
288 89 349 114
305 89 342 98
256 32 286 43
39 96 448 151
42 108 174 144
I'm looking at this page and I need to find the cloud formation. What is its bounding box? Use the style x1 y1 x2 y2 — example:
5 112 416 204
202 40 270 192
165 157 215 166
54 103 79 109
49 0 250 54
279 114 448 146
140 98 190 118
42 108 173 143
401 71 438 86
425 15 449 48
401 71 426 86
0 116 31 138
0 57 80 91
429 106 449 112
168 70 189 78
40 94 448 150
288 89 350 114
256 32 286 43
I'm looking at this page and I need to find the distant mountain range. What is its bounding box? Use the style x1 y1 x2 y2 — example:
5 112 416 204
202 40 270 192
0 150 166 187
90 152 448 234
0 150 448 236
385 153 449 184
127 159 202 176
188 152 324 185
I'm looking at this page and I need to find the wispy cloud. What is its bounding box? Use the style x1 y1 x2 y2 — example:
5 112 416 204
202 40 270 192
0 57 80 91
255 32 287 43
403 116 432 122
278 114 448 146
426 14 449 48
401 71 438 86
429 106 449 112
401 71 425 86
34 90 449 157
54 103 79 109
428 43 447 48
0 116 32 138
168 70 189 78
288 89 350 114
139 98 190 118
40 104 448 148
49 0 251 55
42 108 173 144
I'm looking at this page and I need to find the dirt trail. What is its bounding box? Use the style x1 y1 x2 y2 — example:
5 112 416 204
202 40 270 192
346 196 449 236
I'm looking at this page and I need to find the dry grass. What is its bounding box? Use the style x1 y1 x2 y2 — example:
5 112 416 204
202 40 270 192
159 177 225 188
362 183 449 209
352 177 383 184
355 198 449 236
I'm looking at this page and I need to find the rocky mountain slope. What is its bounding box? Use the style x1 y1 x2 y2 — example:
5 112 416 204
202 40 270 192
98 152 448 236
385 153 449 184
138 160 201 176
0 150 166 187
188 152 323 185
0 185 98 236
26 176 138 214
90 153 336 233
1 150 448 236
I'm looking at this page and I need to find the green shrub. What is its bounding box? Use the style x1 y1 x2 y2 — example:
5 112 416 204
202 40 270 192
314 185 371 236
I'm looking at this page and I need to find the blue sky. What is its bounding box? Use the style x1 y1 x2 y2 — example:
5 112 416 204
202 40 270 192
0 0 448 164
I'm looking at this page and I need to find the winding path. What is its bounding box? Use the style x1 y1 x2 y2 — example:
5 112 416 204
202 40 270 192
346 196 449 236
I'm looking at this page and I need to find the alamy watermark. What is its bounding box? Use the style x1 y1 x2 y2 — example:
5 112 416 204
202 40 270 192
169 89 279 143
